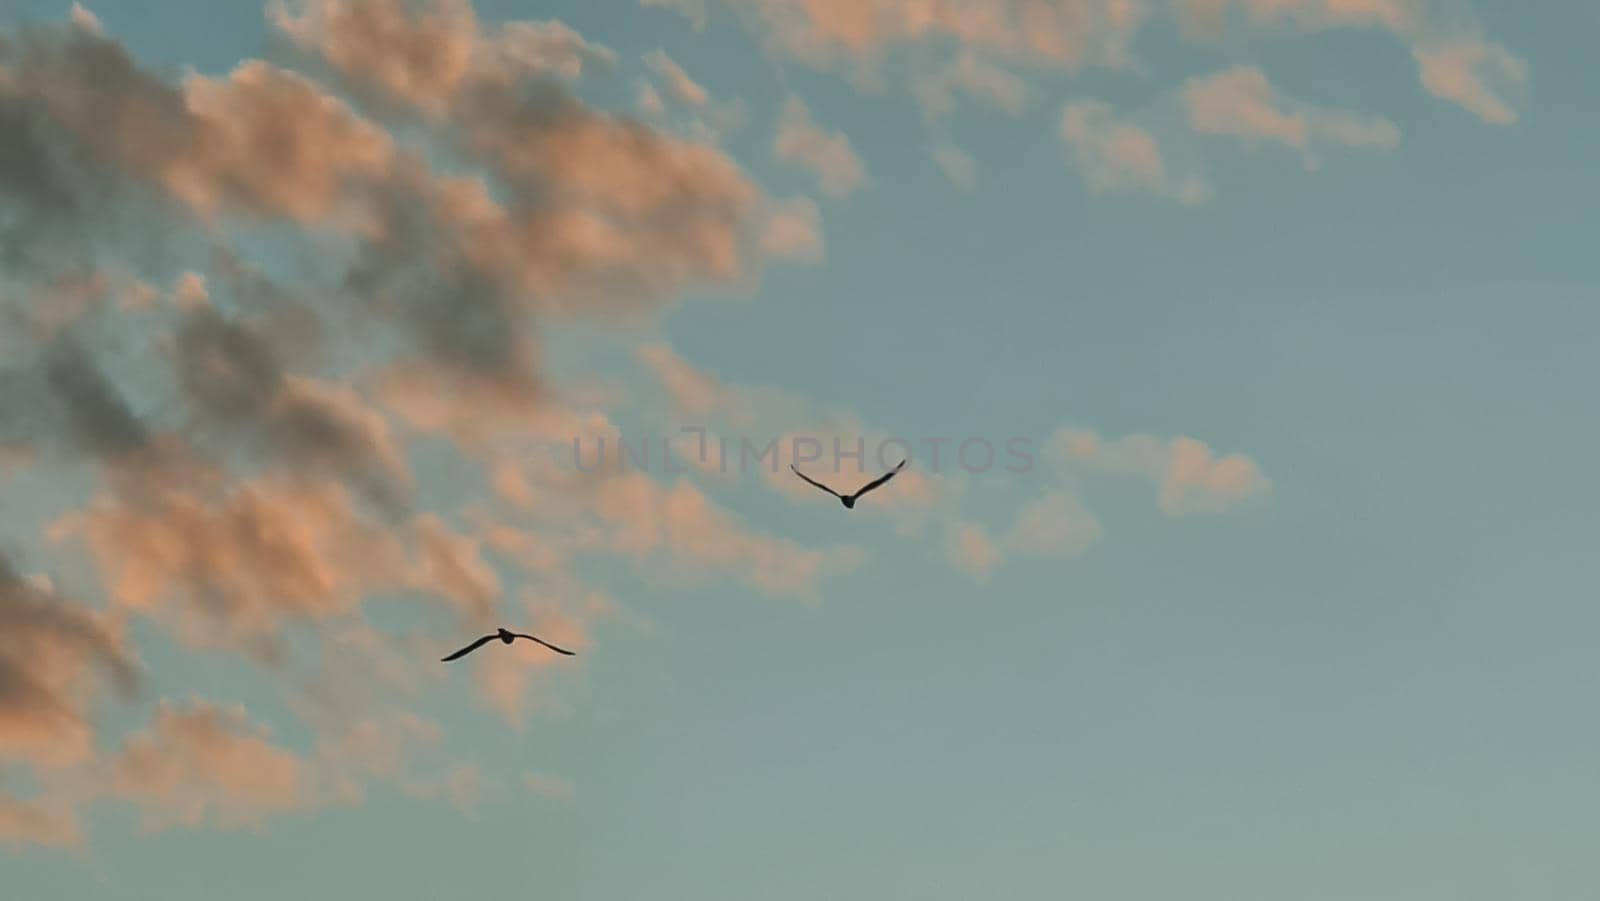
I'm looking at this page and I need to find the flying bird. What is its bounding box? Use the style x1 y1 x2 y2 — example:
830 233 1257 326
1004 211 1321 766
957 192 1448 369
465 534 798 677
441 627 575 662
790 459 908 509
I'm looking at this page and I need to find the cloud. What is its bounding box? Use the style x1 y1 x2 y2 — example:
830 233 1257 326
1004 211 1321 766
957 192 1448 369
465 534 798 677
642 0 710 30
644 49 709 106
1413 37 1527 125
168 308 413 511
949 524 1001 579
1176 0 1422 34
1059 101 1211 204
724 0 1144 72
0 551 139 771
272 0 616 114
108 699 310 831
38 338 153 463
54 466 406 655
1003 491 1103 557
635 49 746 145
459 585 608 729
773 97 868 197
1184 65 1400 159
660 0 1522 188
0 0 1288 847
5 38 395 226
172 271 210 310
913 50 1029 119
412 515 500 626
930 143 978 191
0 794 82 848
636 82 666 117
591 473 856 596
1056 428 1271 516
637 343 728 418
69 3 102 34
759 195 826 261
1173 0 1526 124
626 343 952 522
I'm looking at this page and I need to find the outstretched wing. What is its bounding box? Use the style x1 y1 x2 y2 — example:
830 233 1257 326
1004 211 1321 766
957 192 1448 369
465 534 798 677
512 633 577 656
441 634 496 662
850 459 908 500
789 465 843 499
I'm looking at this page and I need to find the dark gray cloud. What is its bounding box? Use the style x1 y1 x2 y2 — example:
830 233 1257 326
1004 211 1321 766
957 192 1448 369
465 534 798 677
171 307 411 514
43 338 151 462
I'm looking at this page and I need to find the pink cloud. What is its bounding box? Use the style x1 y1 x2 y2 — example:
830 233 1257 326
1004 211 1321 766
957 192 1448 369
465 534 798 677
1414 38 1528 125
1059 101 1211 204
913 50 1029 119
774 97 868 197
1185 65 1400 157
949 523 1001 579
731 0 1144 71
644 49 710 107
109 699 311 831
593 473 853 596
760 195 826 262
0 555 138 771
272 0 615 114
930 143 978 191
1004 491 1103 558
1056 428 1271 516
637 343 729 418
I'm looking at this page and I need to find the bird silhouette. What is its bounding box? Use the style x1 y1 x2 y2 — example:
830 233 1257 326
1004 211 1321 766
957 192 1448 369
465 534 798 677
441 627 575 662
790 459 907 509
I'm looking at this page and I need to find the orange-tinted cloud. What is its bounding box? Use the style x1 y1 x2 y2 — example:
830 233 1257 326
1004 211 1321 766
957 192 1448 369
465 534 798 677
760 195 826 261
656 0 1521 146
637 343 729 418
593 473 853 596
1059 101 1211 204
724 0 1144 72
0 553 138 772
0 793 81 848
272 0 615 114
930 143 978 191
644 49 710 107
9 39 394 226
773 97 868 197
1004 491 1103 558
949 523 1001 578
1413 37 1527 125
913 50 1029 119
1184 65 1400 157
1056 428 1271 516
108 699 310 831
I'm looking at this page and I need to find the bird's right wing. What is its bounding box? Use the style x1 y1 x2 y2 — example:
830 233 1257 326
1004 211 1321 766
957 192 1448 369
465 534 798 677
441 634 496 662
790 465 843 498
513 633 577 656
850 459 907 499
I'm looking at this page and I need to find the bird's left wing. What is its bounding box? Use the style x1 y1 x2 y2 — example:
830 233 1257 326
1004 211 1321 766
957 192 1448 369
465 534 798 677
512 633 577 656
790 465 843 499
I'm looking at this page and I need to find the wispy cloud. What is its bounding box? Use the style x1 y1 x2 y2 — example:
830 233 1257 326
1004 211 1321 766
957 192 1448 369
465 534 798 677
1184 65 1401 161
930 143 978 192
0 1 833 846
1414 37 1528 125
774 96 869 197
1059 101 1211 204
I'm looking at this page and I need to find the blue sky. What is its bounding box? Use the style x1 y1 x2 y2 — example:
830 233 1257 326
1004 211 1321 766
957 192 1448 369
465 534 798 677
2 1 1599 898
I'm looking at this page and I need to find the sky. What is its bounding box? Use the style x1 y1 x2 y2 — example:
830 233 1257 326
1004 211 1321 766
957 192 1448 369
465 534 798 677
1 0 1598 898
